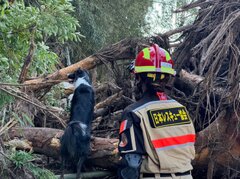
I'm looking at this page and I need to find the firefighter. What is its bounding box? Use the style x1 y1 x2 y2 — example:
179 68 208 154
118 44 196 179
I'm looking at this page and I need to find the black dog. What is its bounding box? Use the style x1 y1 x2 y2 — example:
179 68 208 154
60 69 95 179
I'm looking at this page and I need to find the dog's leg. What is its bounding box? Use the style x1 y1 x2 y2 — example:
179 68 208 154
76 157 86 179
60 158 66 179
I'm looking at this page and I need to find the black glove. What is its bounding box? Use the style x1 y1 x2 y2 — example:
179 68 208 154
118 154 142 179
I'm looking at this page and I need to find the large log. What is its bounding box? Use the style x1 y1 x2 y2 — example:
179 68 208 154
23 39 142 91
195 110 240 169
5 127 119 169
176 69 225 97
5 108 240 170
22 36 170 93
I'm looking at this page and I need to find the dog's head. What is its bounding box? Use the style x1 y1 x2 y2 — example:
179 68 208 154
68 68 91 88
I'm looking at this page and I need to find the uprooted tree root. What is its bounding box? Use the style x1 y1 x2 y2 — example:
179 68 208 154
172 0 240 178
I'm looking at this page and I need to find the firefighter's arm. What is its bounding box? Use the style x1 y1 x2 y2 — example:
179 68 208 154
118 111 145 179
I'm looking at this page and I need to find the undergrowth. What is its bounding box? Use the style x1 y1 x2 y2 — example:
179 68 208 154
0 150 56 179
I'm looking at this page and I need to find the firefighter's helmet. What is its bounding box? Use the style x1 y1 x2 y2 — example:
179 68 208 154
134 44 176 76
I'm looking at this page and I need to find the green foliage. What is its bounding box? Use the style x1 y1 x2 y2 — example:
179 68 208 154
33 42 58 75
9 150 56 179
12 112 34 127
0 0 81 81
36 0 81 43
0 0 10 16
0 54 14 82
43 84 65 107
29 165 56 179
0 91 13 109
0 0 82 127
10 150 33 169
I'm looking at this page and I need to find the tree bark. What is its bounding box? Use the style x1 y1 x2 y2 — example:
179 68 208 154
195 109 240 170
6 127 119 168
175 69 234 102
22 36 170 93
95 91 123 110
18 29 36 83
5 109 240 170
23 39 140 91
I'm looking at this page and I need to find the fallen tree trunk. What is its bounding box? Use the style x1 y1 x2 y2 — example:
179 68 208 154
22 36 170 93
194 109 240 177
195 110 240 169
5 109 240 170
23 39 143 92
95 91 123 110
5 127 119 169
176 69 227 98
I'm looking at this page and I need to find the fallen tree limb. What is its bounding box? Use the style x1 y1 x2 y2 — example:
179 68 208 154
175 69 232 102
94 91 133 113
92 110 122 130
18 29 36 83
5 111 240 170
174 0 216 13
95 82 121 95
23 39 140 91
0 86 67 128
23 36 170 93
162 24 193 37
5 127 119 169
55 171 114 179
95 82 122 102
94 108 109 118
94 91 123 110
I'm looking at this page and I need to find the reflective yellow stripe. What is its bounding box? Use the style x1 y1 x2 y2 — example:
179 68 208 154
135 66 176 75
143 48 150 60
135 66 156 72
165 50 171 61
161 66 175 75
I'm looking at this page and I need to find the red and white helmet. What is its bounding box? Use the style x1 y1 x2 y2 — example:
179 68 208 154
134 44 176 76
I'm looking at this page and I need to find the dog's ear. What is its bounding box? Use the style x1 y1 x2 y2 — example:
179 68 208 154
75 68 85 78
68 73 75 80
76 68 83 74
68 68 84 82
68 68 92 85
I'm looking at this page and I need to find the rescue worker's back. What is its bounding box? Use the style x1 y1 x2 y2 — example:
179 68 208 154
117 44 196 179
